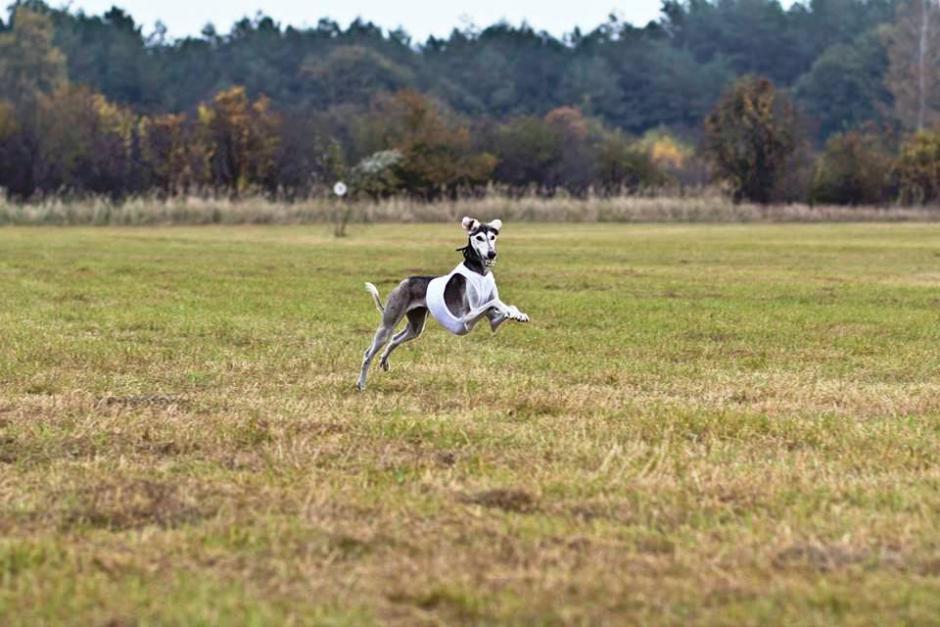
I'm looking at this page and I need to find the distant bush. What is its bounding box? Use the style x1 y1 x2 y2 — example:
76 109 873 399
595 131 666 193
489 115 563 190
638 129 710 189
639 130 690 172
811 129 895 205
357 90 497 199
542 106 599 191
704 76 806 203
894 129 940 205
349 149 404 198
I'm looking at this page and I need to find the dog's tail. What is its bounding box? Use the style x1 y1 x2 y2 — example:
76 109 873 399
364 282 385 313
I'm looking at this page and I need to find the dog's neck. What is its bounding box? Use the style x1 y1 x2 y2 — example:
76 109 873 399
459 242 490 276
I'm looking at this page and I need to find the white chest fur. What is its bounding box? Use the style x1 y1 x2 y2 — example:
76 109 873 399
426 263 497 336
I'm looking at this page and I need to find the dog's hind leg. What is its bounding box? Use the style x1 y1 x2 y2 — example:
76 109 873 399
357 325 393 391
357 277 430 391
379 308 428 371
357 307 404 392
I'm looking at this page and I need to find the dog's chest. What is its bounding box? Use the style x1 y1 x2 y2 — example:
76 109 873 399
464 270 497 306
426 264 498 336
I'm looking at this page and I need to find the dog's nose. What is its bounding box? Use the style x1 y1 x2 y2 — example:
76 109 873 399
487 251 497 260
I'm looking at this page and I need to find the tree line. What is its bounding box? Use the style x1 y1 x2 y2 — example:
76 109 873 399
1 0 940 204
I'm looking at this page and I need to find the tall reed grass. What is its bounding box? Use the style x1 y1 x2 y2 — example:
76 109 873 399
1 192 938 226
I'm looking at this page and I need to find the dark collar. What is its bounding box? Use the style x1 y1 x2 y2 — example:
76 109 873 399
459 245 488 275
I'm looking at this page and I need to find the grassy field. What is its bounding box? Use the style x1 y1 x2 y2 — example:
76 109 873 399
0 222 938 625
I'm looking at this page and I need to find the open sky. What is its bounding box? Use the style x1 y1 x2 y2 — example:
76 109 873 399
66 1 668 40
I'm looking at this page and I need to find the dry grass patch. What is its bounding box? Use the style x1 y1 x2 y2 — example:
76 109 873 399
0 223 938 624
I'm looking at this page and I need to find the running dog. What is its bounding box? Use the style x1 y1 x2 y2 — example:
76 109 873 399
357 217 529 391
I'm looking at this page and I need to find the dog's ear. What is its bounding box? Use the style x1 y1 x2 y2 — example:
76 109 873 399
488 219 503 233
461 216 480 232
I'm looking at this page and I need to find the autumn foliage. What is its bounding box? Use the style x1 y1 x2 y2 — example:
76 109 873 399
811 129 895 206
895 129 940 205
360 90 496 198
0 7 692 200
703 76 802 203
4 4 940 206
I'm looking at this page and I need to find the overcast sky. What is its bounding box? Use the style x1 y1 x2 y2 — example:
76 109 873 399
65 1 670 40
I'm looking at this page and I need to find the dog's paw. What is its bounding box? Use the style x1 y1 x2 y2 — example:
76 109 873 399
356 382 366 392
506 306 529 322
380 358 390 372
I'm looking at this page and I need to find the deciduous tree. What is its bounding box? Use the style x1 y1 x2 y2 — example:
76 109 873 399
363 90 496 197
0 6 66 108
139 113 205 195
703 76 803 203
883 0 940 130
34 85 137 195
198 86 281 195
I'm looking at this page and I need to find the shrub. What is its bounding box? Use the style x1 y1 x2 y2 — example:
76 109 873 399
638 129 708 188
490 116 562 190
811 129 895 205
349 149 404 198
894 129 940 205
543 106 595 191
360 90 497 198
595 131 666 193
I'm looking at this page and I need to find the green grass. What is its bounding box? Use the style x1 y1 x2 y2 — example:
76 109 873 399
0 223 938 625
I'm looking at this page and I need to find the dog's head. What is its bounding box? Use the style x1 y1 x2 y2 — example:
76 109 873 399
461 217 502 267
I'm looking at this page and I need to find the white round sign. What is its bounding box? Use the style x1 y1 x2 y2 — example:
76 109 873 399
333 181 348 197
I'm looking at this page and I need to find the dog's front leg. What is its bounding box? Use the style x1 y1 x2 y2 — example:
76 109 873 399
452 302 498 333
492 299 529 323
487 286 528 324
455 298 529 333
482 300 528 332
487 307 509 332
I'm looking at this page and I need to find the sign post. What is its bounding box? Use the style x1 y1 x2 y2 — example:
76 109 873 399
333 181 350 237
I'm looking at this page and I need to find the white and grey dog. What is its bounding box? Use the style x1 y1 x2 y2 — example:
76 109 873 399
357 217 530 391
